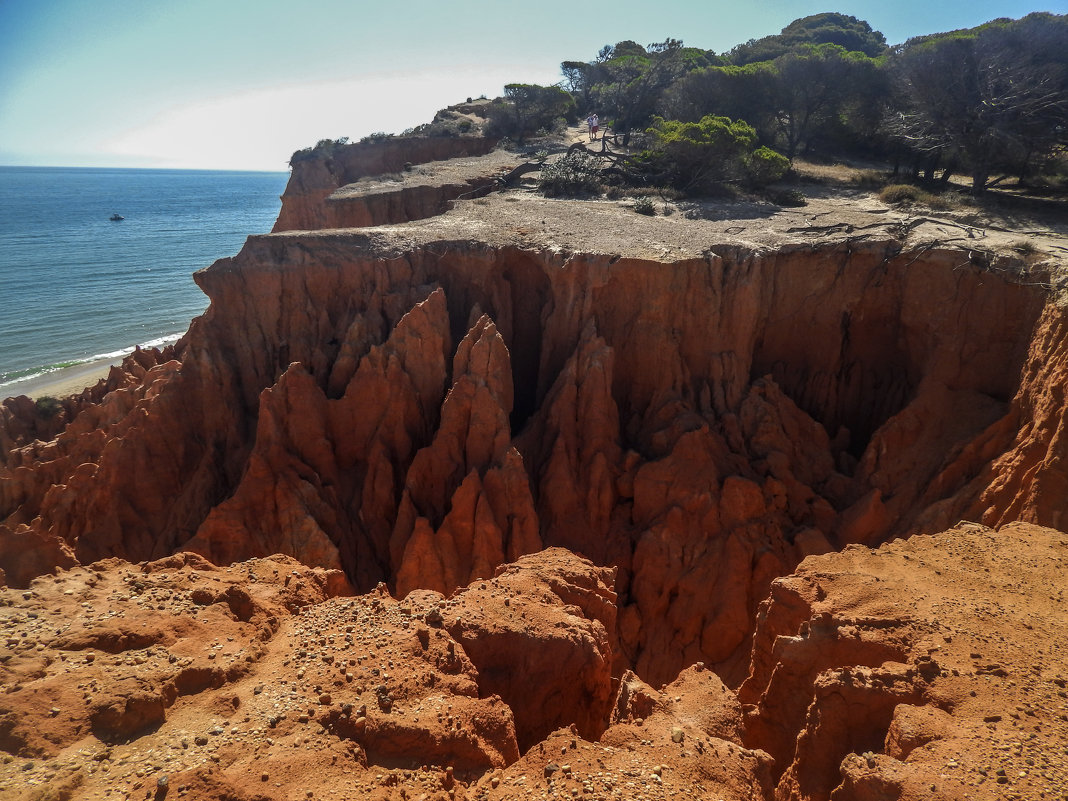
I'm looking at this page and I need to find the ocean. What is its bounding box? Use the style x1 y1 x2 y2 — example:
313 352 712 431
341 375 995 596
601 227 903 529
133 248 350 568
0 166 289 392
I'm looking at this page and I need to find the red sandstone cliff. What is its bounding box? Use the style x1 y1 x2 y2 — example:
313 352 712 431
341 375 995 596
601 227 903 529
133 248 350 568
0 225 1052 689
2 135 1067 799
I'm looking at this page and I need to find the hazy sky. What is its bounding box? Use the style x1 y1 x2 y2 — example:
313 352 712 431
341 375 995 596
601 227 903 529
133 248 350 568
2 0 1063 171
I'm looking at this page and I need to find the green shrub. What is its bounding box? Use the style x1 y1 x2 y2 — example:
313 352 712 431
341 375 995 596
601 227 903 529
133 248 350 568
34 396 62 419
879 183 924 204
766 188 807 206
403 115 483 138
538 152 603 197
643 115 756 190
289 137 352 165
747 146 790 187
640 115 789 194
632 195 655 215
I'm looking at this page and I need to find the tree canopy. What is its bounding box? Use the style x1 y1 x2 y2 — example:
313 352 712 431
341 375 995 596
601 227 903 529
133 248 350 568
887 13 1068 190
486 83 576 143
729 12 887 65
544 11 1066 193
562 39 720 138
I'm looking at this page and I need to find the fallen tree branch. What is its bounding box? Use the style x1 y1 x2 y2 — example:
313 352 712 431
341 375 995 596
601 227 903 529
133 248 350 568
785 220 897 235
495 162 542 186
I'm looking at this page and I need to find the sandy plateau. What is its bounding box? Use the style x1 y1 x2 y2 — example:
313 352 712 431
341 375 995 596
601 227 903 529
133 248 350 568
2 128 1068 800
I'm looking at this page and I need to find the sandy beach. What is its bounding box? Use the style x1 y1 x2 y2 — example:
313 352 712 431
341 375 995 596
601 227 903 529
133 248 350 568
0 357 122 401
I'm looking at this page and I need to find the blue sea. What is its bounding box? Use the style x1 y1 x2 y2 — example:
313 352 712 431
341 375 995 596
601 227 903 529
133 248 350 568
0 166 289 391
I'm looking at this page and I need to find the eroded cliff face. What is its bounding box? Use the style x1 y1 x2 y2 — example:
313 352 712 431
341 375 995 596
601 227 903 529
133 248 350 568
274 136 497 232
3 131 1067 798
0 229 1053 691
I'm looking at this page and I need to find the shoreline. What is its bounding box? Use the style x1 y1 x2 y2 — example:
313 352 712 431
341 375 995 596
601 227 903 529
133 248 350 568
1 357 123 401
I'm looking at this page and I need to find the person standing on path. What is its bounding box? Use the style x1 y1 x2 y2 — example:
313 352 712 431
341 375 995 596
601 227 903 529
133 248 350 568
587 113 600 141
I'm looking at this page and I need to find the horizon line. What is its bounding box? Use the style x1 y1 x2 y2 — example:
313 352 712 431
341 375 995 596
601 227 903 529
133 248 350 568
0 163 292 174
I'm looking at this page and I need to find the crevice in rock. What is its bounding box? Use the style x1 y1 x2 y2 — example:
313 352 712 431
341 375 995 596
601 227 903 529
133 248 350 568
502 253 550 434
773 665 925 801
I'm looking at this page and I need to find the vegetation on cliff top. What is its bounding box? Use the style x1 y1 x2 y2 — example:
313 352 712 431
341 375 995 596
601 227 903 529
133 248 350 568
554 11 1067 194
290 11 1066 198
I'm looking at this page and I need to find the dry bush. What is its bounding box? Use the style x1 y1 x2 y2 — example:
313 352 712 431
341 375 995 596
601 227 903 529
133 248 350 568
878 183 955 210
849 169 889 188
632 196 655 215
612 186 685 201
793 159 892 187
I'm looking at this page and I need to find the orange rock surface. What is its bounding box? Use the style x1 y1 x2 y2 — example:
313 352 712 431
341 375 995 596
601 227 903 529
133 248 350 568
3 523 1063 800
740 522 1068 800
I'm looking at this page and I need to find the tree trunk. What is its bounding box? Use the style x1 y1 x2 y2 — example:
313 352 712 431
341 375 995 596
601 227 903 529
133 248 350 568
921 152 939 182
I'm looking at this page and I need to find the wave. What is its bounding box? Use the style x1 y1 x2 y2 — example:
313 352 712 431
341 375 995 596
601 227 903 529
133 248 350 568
0 332 184 390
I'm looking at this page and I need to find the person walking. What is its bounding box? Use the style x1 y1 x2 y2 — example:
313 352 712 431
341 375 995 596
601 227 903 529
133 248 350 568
590 113 600 141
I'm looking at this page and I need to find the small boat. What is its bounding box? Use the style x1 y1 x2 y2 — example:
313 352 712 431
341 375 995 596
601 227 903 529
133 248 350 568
109 214 124 221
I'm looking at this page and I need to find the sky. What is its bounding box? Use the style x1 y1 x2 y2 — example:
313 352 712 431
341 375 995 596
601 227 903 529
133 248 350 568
2 0 1064 172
